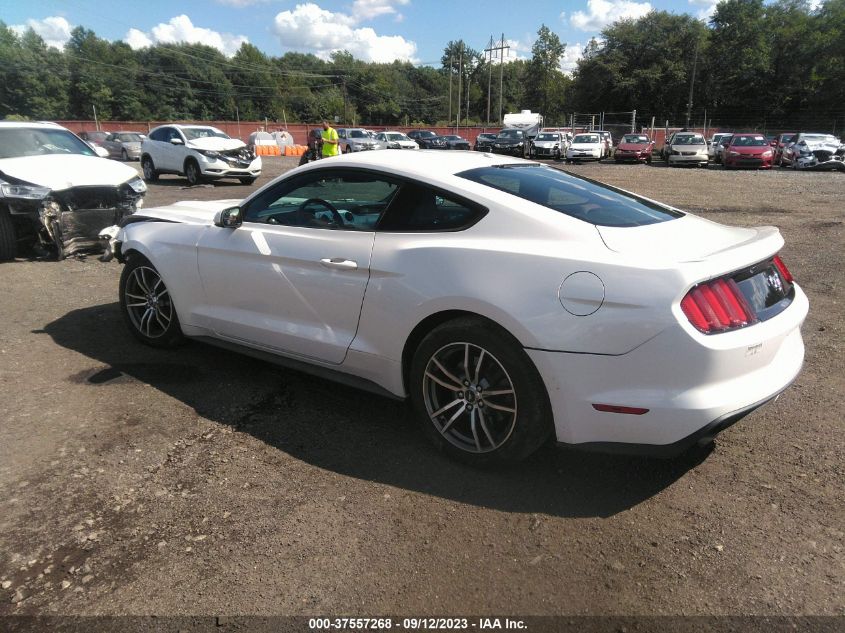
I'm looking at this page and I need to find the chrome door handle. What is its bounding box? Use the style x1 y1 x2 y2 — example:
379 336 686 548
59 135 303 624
320 257 358 270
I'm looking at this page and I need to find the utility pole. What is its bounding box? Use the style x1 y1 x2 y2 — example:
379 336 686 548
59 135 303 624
631 109 636 133
341 77 348 124
457 45 462 130
685 37 700 129
466 74 471 127
497 34 509 124
485 36 493 125
448 54 453 129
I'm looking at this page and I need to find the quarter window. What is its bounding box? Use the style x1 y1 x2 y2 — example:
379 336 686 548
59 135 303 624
378 183 484 231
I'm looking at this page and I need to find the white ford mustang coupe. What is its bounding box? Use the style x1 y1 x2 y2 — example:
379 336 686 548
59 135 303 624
114 150 808 465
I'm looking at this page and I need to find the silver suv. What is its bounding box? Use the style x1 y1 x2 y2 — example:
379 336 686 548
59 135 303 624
141 124 261 186
337 128 379 153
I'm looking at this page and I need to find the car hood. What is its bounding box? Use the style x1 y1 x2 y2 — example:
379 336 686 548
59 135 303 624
617 142 648 151
0 154 139 190
670 144 707 151
186 137 246 152
534 141 559 147
730 145 770 154
570 143 600 151
597 214 782 264
798 139 841 152
135 199 241 224
495 139 522 145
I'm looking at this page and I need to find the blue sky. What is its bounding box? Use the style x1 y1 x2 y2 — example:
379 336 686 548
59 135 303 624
4 0 721 71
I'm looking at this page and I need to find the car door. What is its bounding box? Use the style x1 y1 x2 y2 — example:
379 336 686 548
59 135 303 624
195 168 399 364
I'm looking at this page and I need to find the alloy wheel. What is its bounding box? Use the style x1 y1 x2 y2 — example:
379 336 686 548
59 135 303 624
422 342 518 454
123 266 174 339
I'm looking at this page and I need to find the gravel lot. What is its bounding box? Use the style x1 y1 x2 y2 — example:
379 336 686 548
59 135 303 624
0 156 842 622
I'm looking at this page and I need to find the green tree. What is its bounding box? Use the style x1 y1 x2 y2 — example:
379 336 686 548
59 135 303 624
524 25 567 121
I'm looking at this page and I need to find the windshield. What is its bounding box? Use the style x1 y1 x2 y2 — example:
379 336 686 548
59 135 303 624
672 134 705 145
718 136 733 146
731 135 768 147
622 135 649 143
386 133 408 141
536 134 558 141
458 164 683 228
182 127 229 140
116 133 142 142
416 131 437 138
497 130 523 139
573 134 599 143
0 127 97 159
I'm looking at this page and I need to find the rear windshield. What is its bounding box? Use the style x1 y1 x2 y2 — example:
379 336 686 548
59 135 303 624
457 164 683 227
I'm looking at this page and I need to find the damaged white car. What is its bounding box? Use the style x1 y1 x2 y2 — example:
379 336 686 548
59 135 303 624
0 121 146 261
784 133 845 172
141 125 261 186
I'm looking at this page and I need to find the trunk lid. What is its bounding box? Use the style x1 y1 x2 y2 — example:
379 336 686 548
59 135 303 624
597 214 783 265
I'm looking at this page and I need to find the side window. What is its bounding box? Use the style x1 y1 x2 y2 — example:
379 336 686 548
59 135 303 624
378 183 485 232
242 170 399 231
149 128 166 142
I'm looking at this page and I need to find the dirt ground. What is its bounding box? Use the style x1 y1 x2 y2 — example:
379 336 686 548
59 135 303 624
0 156 843 623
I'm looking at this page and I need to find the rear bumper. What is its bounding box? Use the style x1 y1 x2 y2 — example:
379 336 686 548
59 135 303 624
528 284 808 452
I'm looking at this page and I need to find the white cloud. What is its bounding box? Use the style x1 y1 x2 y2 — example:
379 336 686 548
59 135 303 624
688 0 719 20
350 0 410 21
125 28 153 50
124 15 248 57
272 3 417 63
11 16 72 49
560 42 583 75
215 0 266 5
570 0 652 31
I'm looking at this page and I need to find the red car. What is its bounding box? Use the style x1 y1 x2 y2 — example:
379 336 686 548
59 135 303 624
723 133 774 169
613 133 654 163
773 132 797 166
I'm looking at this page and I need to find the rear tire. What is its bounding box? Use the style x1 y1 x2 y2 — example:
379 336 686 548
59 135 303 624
121 149 129 161
0 207 17 261
410 317 553 466
119 254 184 348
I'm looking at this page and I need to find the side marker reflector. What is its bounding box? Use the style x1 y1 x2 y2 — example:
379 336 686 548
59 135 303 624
592 404 649 415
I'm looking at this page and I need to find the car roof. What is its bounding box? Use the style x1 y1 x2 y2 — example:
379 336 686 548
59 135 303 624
297 148 523 179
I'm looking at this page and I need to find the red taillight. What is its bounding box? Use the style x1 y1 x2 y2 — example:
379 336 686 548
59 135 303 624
681 276 758 334
773 255 794 284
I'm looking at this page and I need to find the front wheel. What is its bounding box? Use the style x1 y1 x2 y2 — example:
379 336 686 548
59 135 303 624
410 317 553 466
185 160 202 186
121 149 129 161
141 156 158 182
0 207 16 261
119 255 184 348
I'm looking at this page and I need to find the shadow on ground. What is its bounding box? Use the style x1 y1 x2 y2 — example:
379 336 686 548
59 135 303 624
43 302 710 519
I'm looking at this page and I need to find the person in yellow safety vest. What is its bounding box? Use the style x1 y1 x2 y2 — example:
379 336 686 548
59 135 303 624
321 120 339 157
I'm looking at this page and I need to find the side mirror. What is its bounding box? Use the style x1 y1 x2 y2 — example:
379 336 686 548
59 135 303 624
170 137 184 145
214 207 242 228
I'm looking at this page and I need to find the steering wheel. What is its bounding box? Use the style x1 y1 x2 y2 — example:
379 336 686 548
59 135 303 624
297 198 344 227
